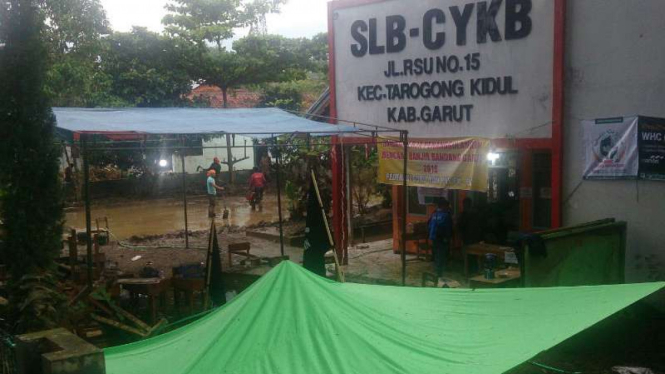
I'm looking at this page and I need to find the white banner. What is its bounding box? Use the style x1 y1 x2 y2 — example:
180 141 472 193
583 117 638 179
332 0 554 138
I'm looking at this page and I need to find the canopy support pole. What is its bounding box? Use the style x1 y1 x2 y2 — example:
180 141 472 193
401 131 408 286
82 134 93 287
274 135 285 257
181 139 189 249
345 144 353 250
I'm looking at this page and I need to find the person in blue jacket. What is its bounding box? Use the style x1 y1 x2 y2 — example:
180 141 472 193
428 198 453 278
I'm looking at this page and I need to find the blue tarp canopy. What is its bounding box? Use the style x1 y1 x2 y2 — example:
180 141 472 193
53 107 359 138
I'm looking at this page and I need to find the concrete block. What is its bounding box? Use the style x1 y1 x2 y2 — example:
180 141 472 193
16 328 105 374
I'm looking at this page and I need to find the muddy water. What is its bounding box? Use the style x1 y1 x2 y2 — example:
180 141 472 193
65 194 284 239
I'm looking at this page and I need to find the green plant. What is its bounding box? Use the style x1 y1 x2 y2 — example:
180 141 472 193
350 146 379 215
260 82 303 111
0 0 66 333
10 274 66 334
269 137 332 220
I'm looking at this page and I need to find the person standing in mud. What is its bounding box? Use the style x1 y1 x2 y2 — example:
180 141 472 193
207 170 225 218
63 163 77 202
208 157 222 184
248 167 267 211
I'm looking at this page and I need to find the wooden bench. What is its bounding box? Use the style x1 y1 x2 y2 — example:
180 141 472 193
227 242 251 265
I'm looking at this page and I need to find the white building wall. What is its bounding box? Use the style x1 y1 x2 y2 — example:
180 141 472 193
563 1 665 283
172 135 255 174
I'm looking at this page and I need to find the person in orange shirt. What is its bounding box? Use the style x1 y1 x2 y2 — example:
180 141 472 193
248 167 267 211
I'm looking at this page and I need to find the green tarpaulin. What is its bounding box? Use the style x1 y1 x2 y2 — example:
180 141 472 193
105 261 664 374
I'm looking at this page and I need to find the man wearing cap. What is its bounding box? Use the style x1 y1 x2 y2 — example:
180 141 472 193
207 170 225 218
208 157 222 184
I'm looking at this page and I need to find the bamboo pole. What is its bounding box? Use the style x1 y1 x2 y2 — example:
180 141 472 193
310 170 345 282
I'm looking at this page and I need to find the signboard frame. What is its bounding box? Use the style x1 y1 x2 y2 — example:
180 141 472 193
327 0 567 228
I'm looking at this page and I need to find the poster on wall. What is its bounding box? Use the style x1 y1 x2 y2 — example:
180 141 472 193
583 117 639 180
638 117 665 181
377 137 490 191
417 187 448 204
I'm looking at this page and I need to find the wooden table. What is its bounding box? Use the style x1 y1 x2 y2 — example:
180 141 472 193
172 277 205 314
464 243 515 276
469 268 521 289
117 278 171 323
403 231 431 261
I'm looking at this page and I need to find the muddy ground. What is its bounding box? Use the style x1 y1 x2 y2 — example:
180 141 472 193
65 193 287 240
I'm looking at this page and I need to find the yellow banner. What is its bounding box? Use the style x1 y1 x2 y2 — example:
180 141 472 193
377 137 490 192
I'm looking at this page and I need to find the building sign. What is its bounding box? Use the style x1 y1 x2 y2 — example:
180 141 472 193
377 137 490 191
332 0 554 138
638 117 665 181
583 117 639 180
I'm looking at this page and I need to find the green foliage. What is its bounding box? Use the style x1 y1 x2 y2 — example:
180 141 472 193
2 1 330 111
258 79 326 112
41 0 110 54
270 137 332 220
46 54 127 107
197 49 248 107
197 33 322 108
260 82 303 111
40 0 119 107
10 274 66 333
0 0 65 331
162 0 286 49
350 146 379 215
233 34 311 81
100 28 200 107
305 32 329 76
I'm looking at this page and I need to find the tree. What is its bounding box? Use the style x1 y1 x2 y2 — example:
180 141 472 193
197 34 316 108
162 0 286 50
40 0 118 107
101 27 199 107
304 32 329 76
0 0 65 332
199 49 249 108
259 82 303 111
41 0 110 55
233 34 311 81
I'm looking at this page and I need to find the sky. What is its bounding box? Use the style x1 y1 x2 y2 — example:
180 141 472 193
100 0 329 39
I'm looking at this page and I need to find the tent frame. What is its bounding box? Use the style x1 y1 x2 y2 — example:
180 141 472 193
63 117 411 286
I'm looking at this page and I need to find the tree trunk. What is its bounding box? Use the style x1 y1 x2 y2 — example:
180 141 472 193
222 86 228 108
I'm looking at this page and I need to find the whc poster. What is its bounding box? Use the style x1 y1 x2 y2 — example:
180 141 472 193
638 117 665 180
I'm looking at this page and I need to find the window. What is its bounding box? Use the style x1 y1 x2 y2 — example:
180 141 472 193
407 186 427 215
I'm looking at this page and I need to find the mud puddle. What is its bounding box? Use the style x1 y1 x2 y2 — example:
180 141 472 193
65 194 285 239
